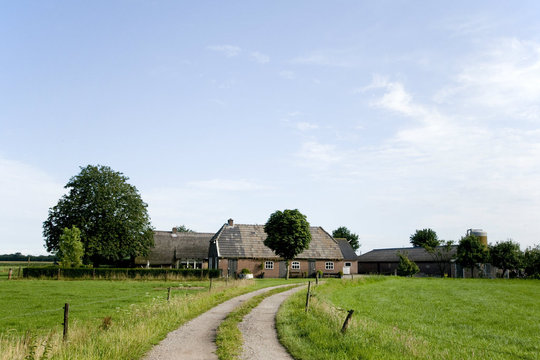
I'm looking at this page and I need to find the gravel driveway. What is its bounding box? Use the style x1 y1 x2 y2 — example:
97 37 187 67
143 284 298 360
239 285 305 360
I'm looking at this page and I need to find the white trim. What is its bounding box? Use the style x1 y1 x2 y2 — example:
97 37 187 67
325 262 334 270
265 261 274 270
291 261 300 270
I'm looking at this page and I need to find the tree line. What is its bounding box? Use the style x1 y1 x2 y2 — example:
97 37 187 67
0 253 57 262
397 228 540 278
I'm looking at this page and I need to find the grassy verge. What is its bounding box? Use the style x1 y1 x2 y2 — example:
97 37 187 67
0 278 306 360
277 277 540 360
216 284 299 360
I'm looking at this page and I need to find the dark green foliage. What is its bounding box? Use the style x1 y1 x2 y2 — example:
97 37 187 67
456 234 489 278
175 225 193 233
410 228 439 249
264 209 311 279
523 245 540 278
43 165 154 266
332 226 360 251
241 268 251 274
396 252 419 276
23 266 220 279
489 240 522 277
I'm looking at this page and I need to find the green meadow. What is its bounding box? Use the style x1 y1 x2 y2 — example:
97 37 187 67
0 278 306 360
278 277 540 360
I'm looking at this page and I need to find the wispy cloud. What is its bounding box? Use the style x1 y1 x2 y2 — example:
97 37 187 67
188 179 267 191
296 122 319 131
207 44 241 57
250 51 270 64
291 49 355 67
278 70 295 79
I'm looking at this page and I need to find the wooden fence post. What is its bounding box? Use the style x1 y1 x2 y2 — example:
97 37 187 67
8 268 13 280
305 281 311 312
57 268 61 280
63 303 69 341
315 272 319 285
341 310 354 333
167 287 171 301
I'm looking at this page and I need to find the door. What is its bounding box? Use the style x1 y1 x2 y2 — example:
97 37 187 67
228 259 238 277
279 261 288 278
343 262 351 275
309 260 316 277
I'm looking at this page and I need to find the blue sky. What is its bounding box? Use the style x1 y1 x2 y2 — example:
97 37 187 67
2 1 540 255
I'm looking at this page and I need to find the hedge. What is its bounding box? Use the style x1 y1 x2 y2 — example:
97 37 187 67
23 266 220 279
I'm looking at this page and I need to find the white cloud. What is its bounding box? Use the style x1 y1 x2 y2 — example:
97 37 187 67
291 50 354 67
296 122 319 131
250 51 270 64
206 44 241 57
0 157 65 254
435 38 540 121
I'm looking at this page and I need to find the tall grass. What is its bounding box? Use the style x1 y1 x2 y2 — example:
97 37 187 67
277 277 540 360
0 278 304 360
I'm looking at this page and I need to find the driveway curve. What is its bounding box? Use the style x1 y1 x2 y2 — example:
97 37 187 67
239 285 305 360
143 284 297 360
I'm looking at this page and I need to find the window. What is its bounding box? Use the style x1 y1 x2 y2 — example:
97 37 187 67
265 261 274 270
345 262 352 267
291 261 300 270
325 262 334 270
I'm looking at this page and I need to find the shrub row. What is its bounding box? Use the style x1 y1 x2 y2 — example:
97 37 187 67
23 266 220 279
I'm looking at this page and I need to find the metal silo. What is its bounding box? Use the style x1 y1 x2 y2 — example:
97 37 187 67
466 229 487 246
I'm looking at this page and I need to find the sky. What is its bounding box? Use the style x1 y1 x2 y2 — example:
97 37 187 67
1 1 540 255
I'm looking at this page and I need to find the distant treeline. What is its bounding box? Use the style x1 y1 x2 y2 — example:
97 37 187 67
0 253 57 262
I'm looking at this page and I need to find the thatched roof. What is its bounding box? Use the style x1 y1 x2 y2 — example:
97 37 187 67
136 231 214 265
212 223 345 260
358 246 457 263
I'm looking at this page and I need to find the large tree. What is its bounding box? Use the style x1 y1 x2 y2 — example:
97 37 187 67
264 209 311 279
58 226 84 268
332 226 360 251
489 240 522 278
523 245 540 279
409 228 454 276
410 228 439 249
456 234 489 278
43 165 154 266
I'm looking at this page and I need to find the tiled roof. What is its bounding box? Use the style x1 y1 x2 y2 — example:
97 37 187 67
136 231 214 265
335 238 358 260
358 246 457 262
214 224 344 260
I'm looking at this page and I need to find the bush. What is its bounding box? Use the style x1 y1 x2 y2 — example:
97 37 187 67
396 252 419 277
241 268 251 274
23 266 220 279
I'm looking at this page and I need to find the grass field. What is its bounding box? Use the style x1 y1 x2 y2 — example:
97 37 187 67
277 277 540 360
0 278 306 359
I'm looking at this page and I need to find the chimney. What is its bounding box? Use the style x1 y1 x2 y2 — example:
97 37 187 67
172 227 178 234
228 218 234 226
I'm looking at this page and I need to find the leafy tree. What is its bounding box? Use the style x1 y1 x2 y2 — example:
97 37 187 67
332 226 360 251
175 225 193 233
58 226 84 267
456 234 489 278
43 165 154 266
523 245 540 279
409 228 454 276
410 228 439 249
264 209 311 279
396 252 419 277
489 240 522 278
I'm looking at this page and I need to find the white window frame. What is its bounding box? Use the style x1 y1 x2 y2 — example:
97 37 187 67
265 261 274 270
325 262 334 270
291 261 300 270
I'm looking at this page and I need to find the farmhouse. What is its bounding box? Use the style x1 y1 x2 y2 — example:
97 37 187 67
208 219 357 278
358 246 458 277
135 228 214 269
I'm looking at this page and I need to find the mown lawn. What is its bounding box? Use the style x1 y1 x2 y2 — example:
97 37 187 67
277 277 540 360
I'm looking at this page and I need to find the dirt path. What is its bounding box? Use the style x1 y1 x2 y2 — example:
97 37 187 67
239 285 305 360
143 284 295 360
